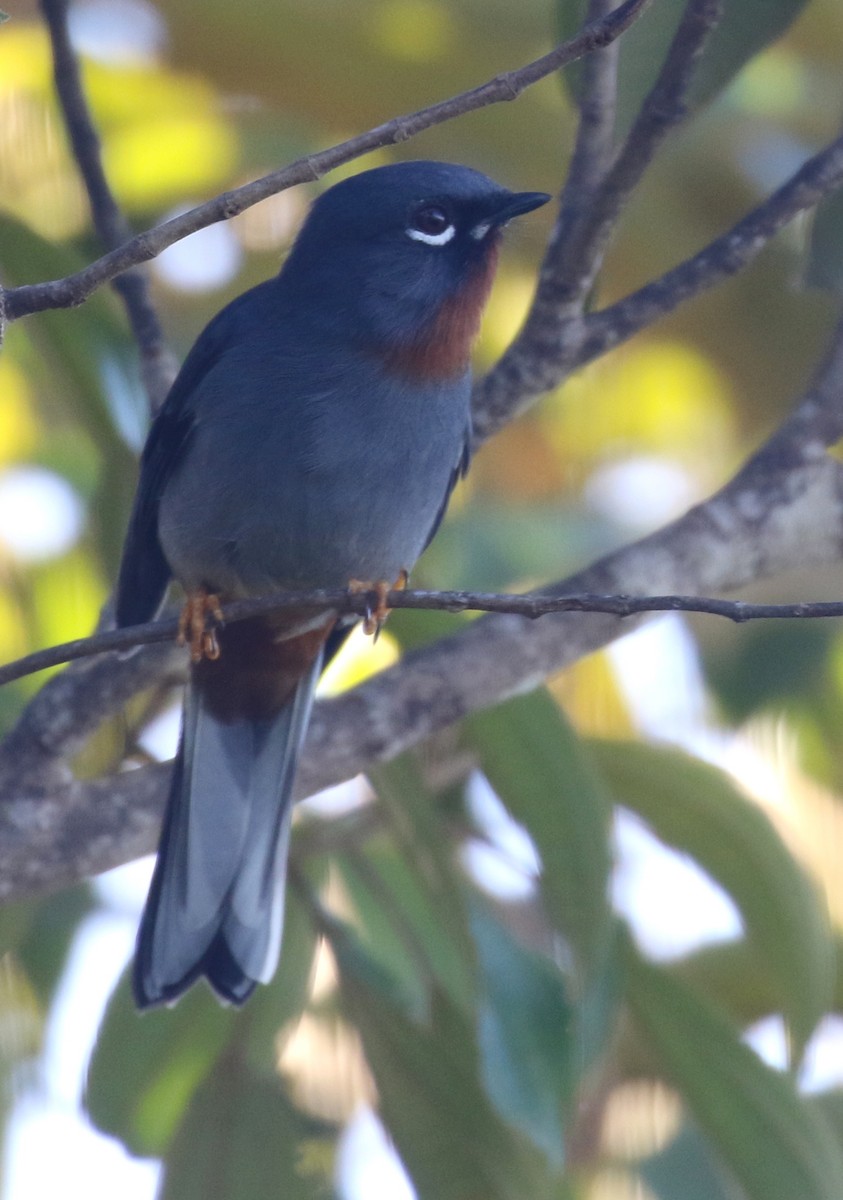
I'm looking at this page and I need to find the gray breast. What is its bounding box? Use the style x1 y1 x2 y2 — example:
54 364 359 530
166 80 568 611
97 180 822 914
157 351 470 597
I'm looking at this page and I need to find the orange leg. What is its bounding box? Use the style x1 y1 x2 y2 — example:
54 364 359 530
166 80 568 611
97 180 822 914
348 569 409 637
178 587 225 663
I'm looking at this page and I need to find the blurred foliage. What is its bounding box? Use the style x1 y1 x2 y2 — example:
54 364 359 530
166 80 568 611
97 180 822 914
4 0 843 1198
558 0 814 132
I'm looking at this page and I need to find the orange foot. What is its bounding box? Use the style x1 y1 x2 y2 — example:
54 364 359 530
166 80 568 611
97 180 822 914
348 569 409 637
178 587 224 663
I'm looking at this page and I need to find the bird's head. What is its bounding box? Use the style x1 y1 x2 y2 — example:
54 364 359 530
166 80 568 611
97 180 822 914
282 161 550 378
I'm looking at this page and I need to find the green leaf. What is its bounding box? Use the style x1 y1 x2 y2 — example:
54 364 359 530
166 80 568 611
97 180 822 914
0 217 143 570
386 605 464 652
465 691 612 976
87 886 318 1155
572 917 625 1079
689 0 810 109
704 622 834 722
640 1124 741 1200
0 901 38 961
556 0 809 134
626 938 843 1200
423 501 602 593
0 219 140 454
162 1065 337 1200
812 1091 843 1153
87 972 237 1156
805 188 843 296
471 900 572 1165
332 920 556 1200
368 755 475 1010
337 844 448 1017
593 739 833 1051
673 940 780 1027
14 885 94 1006
240 881 322 1075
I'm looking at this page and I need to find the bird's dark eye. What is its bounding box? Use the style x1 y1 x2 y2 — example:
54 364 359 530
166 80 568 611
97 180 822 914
413 204 450 234
406 203 456 246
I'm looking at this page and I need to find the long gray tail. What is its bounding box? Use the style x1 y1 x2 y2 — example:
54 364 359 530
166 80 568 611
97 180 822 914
133 651 322 1008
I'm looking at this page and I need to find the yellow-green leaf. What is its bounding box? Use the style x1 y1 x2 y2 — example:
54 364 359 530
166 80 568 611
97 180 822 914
465 691 613 976
594 739 833 1051
627 938 843 1200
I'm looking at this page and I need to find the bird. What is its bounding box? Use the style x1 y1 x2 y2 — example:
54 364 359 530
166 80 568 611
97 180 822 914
115 160 550 1008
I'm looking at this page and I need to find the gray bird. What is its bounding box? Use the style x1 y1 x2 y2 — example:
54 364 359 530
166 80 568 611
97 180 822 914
115 160 549 1007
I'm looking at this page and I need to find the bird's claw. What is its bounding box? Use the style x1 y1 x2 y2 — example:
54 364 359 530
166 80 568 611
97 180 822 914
348 569 409 638
178 588 224 662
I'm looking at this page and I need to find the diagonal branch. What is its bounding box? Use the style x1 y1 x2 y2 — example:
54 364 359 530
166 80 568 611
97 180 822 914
540 0 724 320
1 308 842 901
474 128 843 441
2 0 842 908
1 440 839 901
4 0 651 322
304 304 843 786
559 0 723 303
576 133 843 367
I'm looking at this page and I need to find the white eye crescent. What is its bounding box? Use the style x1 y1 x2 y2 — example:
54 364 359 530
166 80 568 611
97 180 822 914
406 224 456 246
406 202 455 246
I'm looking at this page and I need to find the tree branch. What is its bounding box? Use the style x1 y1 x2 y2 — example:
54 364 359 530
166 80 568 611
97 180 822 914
1 0 841 908
576 133 843 367
4 0 651 322
475 127 843 440
562 0 722 300
40 0 176 409
2 305 843 900
550 0 624 243
540 0 724 319
2 441 840 901
4 589 843 691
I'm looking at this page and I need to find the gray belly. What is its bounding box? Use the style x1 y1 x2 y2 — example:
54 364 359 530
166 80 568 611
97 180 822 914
158 377 468 597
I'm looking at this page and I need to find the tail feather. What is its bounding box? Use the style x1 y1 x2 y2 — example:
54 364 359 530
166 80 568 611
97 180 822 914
133 651 322 1009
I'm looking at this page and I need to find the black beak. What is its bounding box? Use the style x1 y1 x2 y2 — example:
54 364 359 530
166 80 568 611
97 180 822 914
490 191 552 223
470 190 551 240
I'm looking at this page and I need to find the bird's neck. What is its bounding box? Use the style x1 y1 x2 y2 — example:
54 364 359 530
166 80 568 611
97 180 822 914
382 243 500 381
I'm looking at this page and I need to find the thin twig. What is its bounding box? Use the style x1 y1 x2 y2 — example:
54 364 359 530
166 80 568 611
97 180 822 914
475 127 843 440
1 286 843 753
475 0 725 441
3 589 843 689
559 0 623 205
3 308 843 893
577 133 843 366
532 0 623 327
566 0 724 301
4 0 651 322
550 0 725 313
473 0 723 443
40 0 175 408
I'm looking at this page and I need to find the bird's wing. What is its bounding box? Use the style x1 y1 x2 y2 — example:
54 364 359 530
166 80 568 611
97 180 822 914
115 286 273 628
421 428 472 555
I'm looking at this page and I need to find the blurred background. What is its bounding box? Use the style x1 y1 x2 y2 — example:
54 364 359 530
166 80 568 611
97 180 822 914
3 1 843 1197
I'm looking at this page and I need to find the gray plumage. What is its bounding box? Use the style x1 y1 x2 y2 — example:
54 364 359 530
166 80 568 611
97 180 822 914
116 160 549 1006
